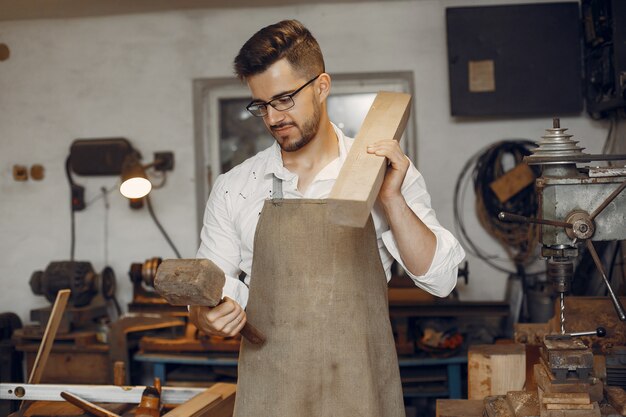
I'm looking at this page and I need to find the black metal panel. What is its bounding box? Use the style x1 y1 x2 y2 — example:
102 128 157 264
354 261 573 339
446 2 583 117
583 0 626 117
70 137 135 176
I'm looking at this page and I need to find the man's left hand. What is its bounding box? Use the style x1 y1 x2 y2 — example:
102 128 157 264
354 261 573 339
366 140 409 201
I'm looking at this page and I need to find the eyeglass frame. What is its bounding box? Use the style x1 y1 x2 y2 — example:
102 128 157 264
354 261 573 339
245 74 321 117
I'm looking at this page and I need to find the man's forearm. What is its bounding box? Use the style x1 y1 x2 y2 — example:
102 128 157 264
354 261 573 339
381 194 436 276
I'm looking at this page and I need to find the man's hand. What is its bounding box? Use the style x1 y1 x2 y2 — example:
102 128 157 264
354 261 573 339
188 297 247 338
366 140 410 202
367 139 436 276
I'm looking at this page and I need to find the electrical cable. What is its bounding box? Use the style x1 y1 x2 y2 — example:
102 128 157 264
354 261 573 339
145 194 182 259
148 169 167 189
85 184 117 207
602 112 616 155
101 187 109 265
606 241 621 296
64 155 76 261
454 140 543 275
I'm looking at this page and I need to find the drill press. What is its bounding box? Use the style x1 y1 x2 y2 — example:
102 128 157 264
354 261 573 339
500 118 626 333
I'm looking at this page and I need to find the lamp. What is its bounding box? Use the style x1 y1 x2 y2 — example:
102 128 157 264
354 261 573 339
66 138 179 259
119 151 174 199
120 153 152 199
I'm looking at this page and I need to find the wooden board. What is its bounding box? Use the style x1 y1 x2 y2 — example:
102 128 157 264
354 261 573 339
489 162 535 203
23 401 132 416
19 289 71 416
542 393 590 405
540 402 600 417
545 403 594 410
328 91 412 228
468 344 525 400
605 386 626 415
436 399 484 417
28 289 70 384
162 382 235 417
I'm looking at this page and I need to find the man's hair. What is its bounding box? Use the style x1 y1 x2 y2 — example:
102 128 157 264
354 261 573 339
233 19 325 81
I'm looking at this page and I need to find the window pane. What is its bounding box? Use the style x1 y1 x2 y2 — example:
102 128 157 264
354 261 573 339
218 93 377 173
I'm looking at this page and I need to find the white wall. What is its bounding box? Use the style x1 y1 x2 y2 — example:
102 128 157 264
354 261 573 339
0 0 611 323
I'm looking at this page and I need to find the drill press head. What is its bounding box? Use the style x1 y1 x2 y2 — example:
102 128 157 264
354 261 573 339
525 119 626 322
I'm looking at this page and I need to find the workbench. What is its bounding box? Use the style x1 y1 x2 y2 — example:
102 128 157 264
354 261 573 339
133 352 467 399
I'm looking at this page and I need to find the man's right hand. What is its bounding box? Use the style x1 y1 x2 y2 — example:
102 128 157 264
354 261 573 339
188 297 247 338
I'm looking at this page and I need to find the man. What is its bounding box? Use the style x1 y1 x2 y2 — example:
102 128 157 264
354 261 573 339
193 19 465 417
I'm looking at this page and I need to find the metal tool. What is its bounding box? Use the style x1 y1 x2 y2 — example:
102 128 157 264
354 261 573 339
544 327 607 340
29 261 118 332
30 262 116 308
499 118 626 333
0 383 205 404
542 337 594 383
154 258 266 345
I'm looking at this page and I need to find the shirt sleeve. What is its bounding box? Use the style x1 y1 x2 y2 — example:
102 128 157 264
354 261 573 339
381 160 466 297
196 174 250 308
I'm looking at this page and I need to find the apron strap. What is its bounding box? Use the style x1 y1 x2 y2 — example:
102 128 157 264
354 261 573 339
272 174 283 200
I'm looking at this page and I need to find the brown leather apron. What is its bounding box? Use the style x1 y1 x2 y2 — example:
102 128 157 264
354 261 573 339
234 178 405 417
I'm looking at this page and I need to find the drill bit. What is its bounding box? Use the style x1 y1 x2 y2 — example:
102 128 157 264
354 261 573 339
560 293 565 334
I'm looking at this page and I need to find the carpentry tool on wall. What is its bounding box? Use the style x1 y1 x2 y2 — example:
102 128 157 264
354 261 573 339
499 118 626 334
154 258 266 345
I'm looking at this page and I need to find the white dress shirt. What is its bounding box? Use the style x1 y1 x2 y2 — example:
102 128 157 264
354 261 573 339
197 123 466 308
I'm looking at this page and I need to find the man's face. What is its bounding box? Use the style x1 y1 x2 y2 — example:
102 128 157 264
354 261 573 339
247 59 321 152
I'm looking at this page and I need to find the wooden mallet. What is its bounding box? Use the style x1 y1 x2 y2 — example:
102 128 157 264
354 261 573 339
154 258 265 345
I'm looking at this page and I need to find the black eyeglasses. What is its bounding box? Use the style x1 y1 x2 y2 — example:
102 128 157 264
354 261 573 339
246 74 321 117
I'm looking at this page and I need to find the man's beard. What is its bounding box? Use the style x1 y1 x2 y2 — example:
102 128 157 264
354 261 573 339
271 101 320 152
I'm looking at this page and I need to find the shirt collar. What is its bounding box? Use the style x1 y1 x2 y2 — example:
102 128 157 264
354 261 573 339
262 122 348 180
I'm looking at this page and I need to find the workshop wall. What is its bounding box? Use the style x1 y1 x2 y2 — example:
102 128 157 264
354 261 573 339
0 0 612 323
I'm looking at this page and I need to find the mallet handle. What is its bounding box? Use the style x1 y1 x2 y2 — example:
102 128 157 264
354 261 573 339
241 322 266 345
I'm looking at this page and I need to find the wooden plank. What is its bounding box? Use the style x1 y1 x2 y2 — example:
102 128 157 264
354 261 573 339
605 386 626 415
162 390 221 417
545 403 594 410
540 402 600 417
468 344 525 400
192 383 236 417
23 401 132 416
542 393 590 405
162 383 236 417
436 399 484 417
113 362 125 386
28 289 71 384
328 91 412 228
19 289 71 416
